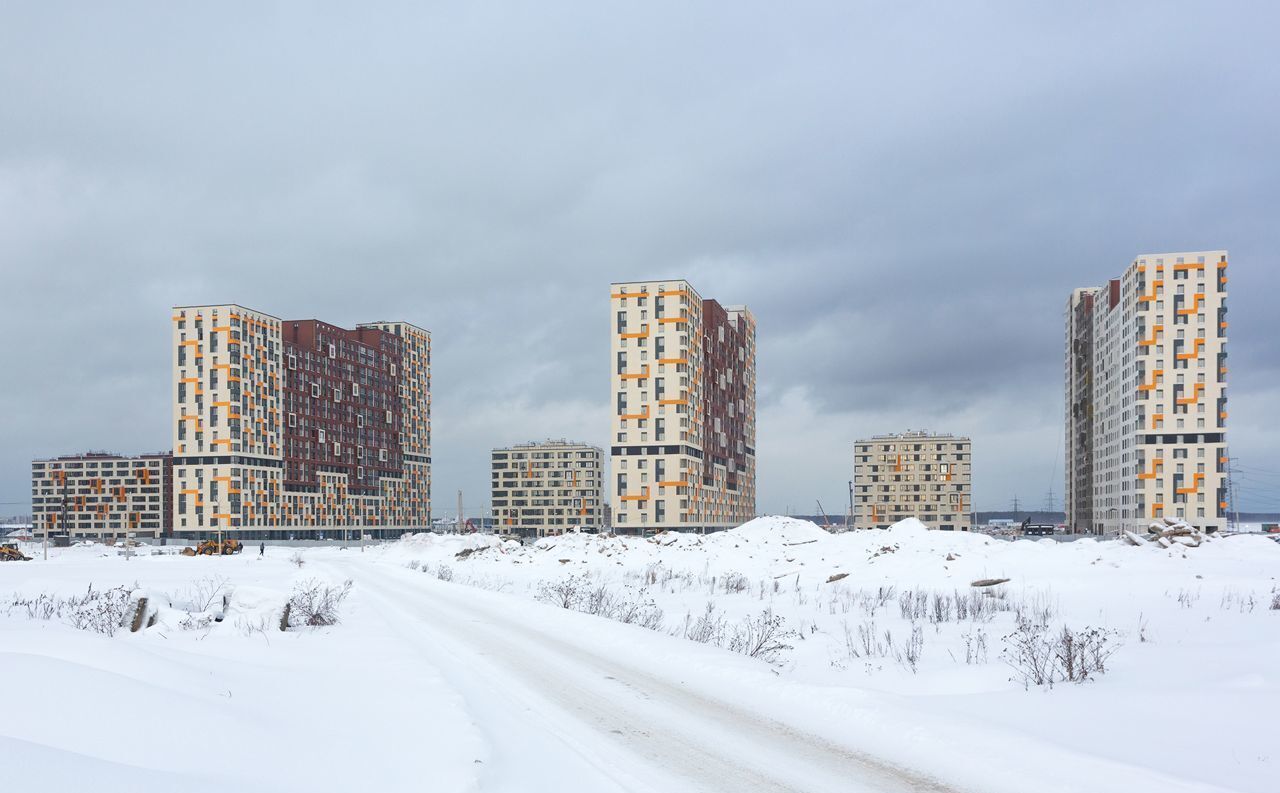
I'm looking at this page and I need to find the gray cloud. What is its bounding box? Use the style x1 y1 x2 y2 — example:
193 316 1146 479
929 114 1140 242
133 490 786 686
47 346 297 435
2 1 1278 518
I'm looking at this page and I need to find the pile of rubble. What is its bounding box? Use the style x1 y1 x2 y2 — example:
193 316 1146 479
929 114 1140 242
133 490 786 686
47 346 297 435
1123 516 1213 549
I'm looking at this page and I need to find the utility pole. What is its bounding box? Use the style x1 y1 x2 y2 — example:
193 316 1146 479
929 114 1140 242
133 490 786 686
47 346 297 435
1226 456 1241 532
1011 495 1021 521
457 489 464 533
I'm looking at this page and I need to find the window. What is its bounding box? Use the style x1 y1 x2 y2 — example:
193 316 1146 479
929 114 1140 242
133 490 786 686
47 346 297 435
287 412 297 428
317 429 326 444
311 383 321 398
379 448 388 462
328 343 337 359
288 354 297 370
385 409 393 424
352 383 360 397
333 442 341 456
333 387 342 403
390 363 397 377
357 414 365 428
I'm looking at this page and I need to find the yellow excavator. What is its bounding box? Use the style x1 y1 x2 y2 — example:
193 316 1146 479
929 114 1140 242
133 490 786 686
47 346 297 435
0 543 32 562
181 538 244 556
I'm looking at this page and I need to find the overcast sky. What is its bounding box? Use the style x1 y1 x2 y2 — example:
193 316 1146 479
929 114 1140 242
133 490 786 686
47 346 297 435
1 2 1278 519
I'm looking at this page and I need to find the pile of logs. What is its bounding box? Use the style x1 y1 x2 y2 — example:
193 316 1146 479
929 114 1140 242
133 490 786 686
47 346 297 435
1123 516 1212 549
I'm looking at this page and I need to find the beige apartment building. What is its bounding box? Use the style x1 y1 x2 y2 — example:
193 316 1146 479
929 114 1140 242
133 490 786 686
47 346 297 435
609 280 756 534
171 304 431 539
491 440 603 536
852 431 972 530
31 452 172 539
1065 251 1230 535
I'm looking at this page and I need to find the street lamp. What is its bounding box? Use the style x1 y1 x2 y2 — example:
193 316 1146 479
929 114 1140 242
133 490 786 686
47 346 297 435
214 501 222 554
847 480 853 531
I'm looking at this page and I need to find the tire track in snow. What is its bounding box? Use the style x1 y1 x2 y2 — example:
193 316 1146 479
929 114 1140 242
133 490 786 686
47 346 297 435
336 559 967 793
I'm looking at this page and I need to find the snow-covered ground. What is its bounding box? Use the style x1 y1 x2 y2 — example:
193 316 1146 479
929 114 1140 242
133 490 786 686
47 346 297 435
2 517 1277 792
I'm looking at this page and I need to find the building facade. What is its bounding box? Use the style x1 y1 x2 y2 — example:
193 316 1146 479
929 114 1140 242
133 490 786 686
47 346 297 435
491 440 603 537
852 431 972 530
609 280 756 534
1064 251 1230 535
31 452 172 539
171 305 430 538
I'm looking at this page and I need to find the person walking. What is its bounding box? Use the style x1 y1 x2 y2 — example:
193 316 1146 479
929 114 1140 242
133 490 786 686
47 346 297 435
259 542 265 557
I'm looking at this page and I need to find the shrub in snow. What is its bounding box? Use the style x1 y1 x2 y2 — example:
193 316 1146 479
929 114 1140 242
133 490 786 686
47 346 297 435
582 582 615 617
67 586 134 635
679 601 727 646
728 609 795 664
960 628 989 664
1272 590 1280 611
179 576 229 613
179 613 214 631
407 560 421 571
537 575 585 609
290 552 306 568
1001 620 1120 689
1002 620 1058 688
286 579 353 628
7 586 133 636
895 624 924 673
721 572 749 594
435 564 454 582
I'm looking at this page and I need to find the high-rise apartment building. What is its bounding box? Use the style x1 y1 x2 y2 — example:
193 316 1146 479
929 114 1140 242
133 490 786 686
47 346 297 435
609 280 756 534
31 452 172 539
171 305 430 538
852 431 972 530
491 440 603 537
1065 251 1229 535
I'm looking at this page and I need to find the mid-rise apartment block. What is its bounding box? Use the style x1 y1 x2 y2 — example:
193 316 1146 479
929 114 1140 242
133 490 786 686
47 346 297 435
491 440 603 536
1065 251 1229 535
31 452 172 539
609 280 756 533
171 305 430 538
852 431 972 530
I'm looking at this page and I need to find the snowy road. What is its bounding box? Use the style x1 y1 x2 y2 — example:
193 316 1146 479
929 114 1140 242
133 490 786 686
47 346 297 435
334 559 960 793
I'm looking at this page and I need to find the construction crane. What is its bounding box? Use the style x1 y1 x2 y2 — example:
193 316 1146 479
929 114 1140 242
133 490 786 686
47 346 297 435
816 500 834 529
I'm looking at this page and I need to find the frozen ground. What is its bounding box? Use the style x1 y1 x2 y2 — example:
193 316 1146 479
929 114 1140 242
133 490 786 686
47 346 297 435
2 518 1277 792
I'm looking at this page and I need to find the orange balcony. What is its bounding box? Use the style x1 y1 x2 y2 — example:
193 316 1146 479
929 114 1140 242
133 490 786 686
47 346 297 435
1137 279 1163 303
1137 369 1163 392
658 357 688 365
1176 338 1205 360
658 316 688 325
620 365 650 380
1176 382 1205 405
1138 324 1163 347
1150 413 1164 429
1137 459 1163 480
1176 472 1205 495
1173 262 1205 272
621 405 651 421
1150 503 1165 518
1177 293 1205 316
620 487 650 502
620 325 650 339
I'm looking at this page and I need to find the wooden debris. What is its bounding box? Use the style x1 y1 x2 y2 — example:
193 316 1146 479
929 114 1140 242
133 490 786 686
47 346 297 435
970 578 1010 587
826 572 849 584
